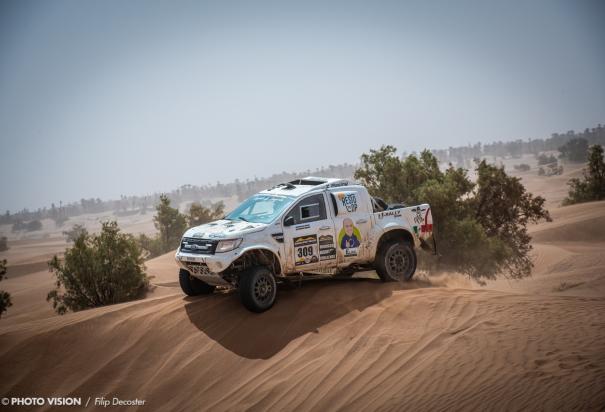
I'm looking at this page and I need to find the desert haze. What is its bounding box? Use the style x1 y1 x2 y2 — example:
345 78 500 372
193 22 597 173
0 163 604 411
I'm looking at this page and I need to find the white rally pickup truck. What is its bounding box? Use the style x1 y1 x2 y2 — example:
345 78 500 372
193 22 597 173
175 177 436 312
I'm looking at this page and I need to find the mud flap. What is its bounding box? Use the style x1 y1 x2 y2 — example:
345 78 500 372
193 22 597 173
420 234 438 255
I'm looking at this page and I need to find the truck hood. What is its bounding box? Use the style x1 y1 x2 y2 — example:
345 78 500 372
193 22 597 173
182 219 267 239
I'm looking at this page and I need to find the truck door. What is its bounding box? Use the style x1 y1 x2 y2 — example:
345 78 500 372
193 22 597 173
329 188 372 264
282 193 337 272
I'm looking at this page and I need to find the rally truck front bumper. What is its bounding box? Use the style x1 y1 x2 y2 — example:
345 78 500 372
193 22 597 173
175 237 243 287
175 249 237 287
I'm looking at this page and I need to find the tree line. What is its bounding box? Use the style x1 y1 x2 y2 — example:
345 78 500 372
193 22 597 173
1 164 357 227
3 123 604 226
431 124 605 167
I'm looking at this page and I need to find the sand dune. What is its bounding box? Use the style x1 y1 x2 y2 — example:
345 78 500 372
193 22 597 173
530 200 605 243
1 270 604 410
1 176 604 411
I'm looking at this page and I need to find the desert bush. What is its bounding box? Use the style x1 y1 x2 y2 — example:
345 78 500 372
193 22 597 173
0 236 8 252
53 215 69 227
188 201 225 227
137 194 188 258
514 164 530 172
62 224 88 243
154 194 187 251
12 219 42 232
536 153 557 165
546 163 564 176
563 145 605 205
138 197 225 259
28 220 43 231
0 259 11 318
137 233 165 259
538 162 563 177
559 138 589 162
47 221 149 314
355 146 551 280
11 221 23 232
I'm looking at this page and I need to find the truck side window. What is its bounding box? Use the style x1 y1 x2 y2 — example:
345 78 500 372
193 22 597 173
300 202 320 220
330 193 339 216
286 194 327 224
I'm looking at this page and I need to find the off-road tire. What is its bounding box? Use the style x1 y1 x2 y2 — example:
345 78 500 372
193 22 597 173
375 240 417 282
239 266 277 313
179 268 216 296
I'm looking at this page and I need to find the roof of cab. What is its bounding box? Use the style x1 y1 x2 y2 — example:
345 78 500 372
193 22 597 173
259 176 358 197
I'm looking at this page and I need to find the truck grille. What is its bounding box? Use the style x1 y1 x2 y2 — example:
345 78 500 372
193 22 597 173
180 237 218 255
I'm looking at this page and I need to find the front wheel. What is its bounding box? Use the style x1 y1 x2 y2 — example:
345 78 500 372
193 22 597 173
239 266 277 313
375 240 417 282
179 268 216 296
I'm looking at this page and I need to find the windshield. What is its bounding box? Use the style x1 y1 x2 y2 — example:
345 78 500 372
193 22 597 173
225 194 295 224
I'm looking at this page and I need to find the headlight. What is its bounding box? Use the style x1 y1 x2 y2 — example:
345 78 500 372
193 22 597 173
216 238 243 253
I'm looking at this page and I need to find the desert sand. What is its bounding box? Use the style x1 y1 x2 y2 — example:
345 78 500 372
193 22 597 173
1 166 604 411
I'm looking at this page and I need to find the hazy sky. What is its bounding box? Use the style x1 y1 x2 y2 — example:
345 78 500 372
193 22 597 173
1 0 604 212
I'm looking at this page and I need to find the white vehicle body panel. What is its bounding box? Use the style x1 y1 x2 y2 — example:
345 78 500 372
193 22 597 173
175 177 433 284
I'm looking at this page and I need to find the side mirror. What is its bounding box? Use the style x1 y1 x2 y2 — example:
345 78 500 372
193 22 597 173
283 216 295 227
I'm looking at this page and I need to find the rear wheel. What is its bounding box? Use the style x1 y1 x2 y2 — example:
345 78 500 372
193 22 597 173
179 268 216 296
375 240 416 282
239 266 277 313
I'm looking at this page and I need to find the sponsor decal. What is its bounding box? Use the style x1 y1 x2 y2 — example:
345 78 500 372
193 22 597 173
336 192 358 213
293 235 319 266
420 208 433 234
413 207 423 224
378 209 402 219
295 224 311 230
318 234 336 261
338 217 361 257
306 267 338 275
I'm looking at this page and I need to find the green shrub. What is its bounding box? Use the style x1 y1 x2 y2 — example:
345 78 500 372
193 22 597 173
137 233 165 259
62 224 88 243
137 194 188 258
138 196 225 259
47 221 149 314
355 146 551 280
0 236 7 252
0 259 11 318
53 215 69 227
537 153 557 165
154 194 187 251
188 201 224 227
563 145 605 205
12 220 42 232
559 138 589 162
